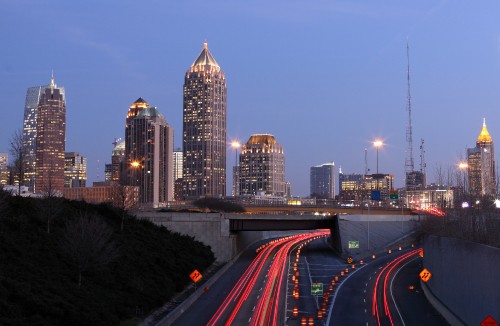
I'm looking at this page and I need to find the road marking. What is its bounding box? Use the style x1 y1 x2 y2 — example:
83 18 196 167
390 256 419 326
252 306 255 311
364 290 366 293
365 282 368 287
365 309 367 313
248 317 252 323
364 299 366 303
369 277 372 280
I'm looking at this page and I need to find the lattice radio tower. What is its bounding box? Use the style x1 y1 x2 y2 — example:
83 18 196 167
405 42 415 175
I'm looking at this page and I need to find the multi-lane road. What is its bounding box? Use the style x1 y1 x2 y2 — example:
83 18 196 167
172 232 447 326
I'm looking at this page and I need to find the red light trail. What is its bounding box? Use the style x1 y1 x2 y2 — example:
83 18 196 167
206 231 328 326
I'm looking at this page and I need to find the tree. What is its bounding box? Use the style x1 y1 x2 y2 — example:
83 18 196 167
0 187 10 218
9 129 29 195
111 184 138 232
60 214 119 288
193 197 246 213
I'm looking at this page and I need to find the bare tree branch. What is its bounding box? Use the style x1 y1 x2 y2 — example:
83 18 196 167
60 213 119 287
9 129 29 195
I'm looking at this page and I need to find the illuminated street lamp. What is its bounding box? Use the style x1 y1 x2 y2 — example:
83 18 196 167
230 141 241 166
373 140 384 190
230 141 241 196
458 162 468 196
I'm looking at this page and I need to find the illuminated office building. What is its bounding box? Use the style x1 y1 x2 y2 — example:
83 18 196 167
183 42 226 199
34 75 66 194
338 170 394 202
467 119 495 197
0 153 8 186
64 152 87 188
310 162 335 199
125 98 173 206
239 134 285 196
22 86 43 190
111 139 125 181
173 148 183 200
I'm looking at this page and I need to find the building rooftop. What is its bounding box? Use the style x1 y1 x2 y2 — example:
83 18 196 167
192 42 220 68
477 118 493 143
246 134 278 145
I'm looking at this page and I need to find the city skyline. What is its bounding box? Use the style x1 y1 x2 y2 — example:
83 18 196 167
2 1 500 196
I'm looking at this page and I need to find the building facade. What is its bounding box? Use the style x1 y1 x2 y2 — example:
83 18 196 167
0 153 8 186
22 86 43 190
238 134 285 196
125 98 173 206
338 171 394 202
64 152 87 188
34 75 66 194
183 42 227 199
310 162 335 199
467 119 496 197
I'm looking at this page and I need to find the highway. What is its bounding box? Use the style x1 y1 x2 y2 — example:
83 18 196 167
172 233 448 326
173 231 330 325
330 248 448 326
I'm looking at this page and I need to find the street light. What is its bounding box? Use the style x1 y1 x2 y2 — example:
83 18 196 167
458 162 468 198
230 141 241 166
373 140 383 191
230 141 241 197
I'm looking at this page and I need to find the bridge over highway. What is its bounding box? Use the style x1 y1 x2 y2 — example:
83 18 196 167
135 211 419 262
242 205 414 215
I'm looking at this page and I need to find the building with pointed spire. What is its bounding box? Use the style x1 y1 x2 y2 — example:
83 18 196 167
467 119 496 197
238 134 285 196
125 98 173 206
183 42 227 199
33 74 66 194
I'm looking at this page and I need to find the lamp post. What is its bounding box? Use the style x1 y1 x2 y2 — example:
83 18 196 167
373 140 383 190
458 162 468 199
230 141 241 196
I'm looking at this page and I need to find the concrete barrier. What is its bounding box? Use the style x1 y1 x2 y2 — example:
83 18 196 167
423 235 500 325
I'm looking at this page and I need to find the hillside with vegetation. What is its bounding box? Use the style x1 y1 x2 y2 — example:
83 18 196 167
0 190 215 326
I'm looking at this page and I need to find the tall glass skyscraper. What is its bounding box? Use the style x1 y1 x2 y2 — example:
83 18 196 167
125 98 173 206
310 162 335 199
183 42 227 199
467 119 495 197
34 75 66 194
22 85 43 191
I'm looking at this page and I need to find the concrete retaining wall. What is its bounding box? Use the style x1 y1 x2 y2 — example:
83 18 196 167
135 212 237 262
423 235 500 325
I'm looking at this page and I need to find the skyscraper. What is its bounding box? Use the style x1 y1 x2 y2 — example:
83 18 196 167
125 98 173 206
22 85 43 190
467 119 495 197
64 152 87 188
310 162 335 199
0 153 8 186
183 42 227 199
238 134 285 196
111 139 125 182
34 75 66 194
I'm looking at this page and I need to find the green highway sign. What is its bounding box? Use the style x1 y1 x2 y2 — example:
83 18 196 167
311 283 323 295
389 192 399 199
348 241 359 249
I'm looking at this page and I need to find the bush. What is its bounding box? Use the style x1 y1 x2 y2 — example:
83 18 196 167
0 196 215 325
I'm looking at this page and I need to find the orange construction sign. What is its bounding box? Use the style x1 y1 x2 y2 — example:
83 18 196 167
419 268 432 282
189 269 203 283
481 316 499 326
419 249 424 257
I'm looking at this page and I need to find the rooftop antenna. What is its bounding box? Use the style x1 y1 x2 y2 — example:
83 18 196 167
112 137 121 147
405 41 415 177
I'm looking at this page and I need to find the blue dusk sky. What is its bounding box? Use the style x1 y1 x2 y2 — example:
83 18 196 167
1 0 500 196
